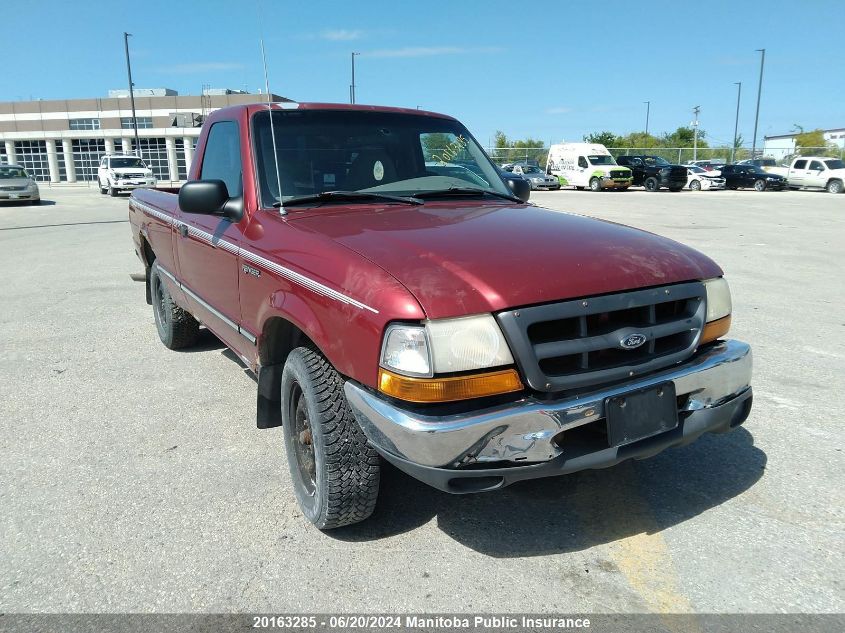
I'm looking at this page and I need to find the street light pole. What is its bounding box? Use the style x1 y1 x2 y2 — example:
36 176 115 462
731 82 742 163
644 101 650 138
123 32 141 158
350 52 360 104
751 48 765 159
692 105 700 161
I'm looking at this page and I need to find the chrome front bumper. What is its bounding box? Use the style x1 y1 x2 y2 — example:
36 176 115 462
345 340 752 491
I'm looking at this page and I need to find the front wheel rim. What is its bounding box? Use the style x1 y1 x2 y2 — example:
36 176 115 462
755 180 765 191
289 383 316 496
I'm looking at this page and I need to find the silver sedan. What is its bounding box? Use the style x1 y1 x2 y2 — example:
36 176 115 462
0 165 41 204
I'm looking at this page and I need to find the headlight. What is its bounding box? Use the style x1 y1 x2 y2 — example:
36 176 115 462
380 324 431 377
380 315 514 377
701 277 732 344
378 315 522 402
703 277 731 322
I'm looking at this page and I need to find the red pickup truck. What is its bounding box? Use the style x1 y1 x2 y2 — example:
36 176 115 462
129 102 753 530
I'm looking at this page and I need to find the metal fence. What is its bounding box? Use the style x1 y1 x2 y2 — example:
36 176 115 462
485 146 844 167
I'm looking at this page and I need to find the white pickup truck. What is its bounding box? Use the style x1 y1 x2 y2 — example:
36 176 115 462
770 156 845 193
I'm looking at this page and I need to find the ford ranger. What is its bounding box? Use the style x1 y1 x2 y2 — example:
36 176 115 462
129 103 753 529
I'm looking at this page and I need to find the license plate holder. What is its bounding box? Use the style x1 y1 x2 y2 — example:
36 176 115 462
606 382 678 447
9 194 20 199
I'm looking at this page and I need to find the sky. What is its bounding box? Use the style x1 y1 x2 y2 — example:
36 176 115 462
3 0 844 148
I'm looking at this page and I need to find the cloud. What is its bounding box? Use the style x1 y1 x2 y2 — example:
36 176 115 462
159 62 245 74
546 106 573 115
320 29 364 41
364 46 502 58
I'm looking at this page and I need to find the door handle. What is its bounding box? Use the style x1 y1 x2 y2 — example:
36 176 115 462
178 224 189 238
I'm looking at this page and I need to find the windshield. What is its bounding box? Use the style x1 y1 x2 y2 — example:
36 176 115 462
110 157 146 169
0 167 29 179
521 165 543 174
643 156 671 166
588 155 616 165
824 159 844 170
253 110 509 206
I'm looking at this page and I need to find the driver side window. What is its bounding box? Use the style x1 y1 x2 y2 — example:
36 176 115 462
577 156 588 168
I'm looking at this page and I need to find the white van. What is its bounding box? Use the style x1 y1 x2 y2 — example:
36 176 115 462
547 143 632 191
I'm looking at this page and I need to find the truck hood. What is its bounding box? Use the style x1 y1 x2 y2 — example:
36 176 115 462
290 202 722 319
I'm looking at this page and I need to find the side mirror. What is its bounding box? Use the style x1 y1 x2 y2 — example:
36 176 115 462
178 179 243 221
503 175 531 202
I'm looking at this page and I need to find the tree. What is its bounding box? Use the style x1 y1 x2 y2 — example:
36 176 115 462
583 131 620 147
794 128 828 153
493 130 510 150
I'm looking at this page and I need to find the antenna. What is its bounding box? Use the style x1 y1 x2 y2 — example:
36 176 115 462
257 1 285 215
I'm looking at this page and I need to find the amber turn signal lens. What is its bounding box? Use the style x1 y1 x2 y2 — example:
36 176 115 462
378 367 524 403
700 315 731 345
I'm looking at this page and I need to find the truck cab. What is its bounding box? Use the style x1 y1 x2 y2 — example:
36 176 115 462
615 155 689 192
546 143 632 191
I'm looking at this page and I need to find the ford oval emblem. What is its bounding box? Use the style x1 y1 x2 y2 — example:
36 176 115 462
620 333 647 350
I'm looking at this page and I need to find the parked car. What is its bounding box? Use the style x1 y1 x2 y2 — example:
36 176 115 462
129 102 752 530
546 143 633 190
736 158 777 169
686 165 726 190
687 159 726 172
720 164 787 191
780 157 845 193
615 155 688 191
512 163 561 190
97 154 157 197
0 164 40 205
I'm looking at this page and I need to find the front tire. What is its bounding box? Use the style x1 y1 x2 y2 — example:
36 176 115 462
589 177 601 192
644 177 659 192
754 179 766 192
150 262 199 349
826 179 843 194
109 183 118 197
689 179 701 191
281 347 380 530
98 179 107 195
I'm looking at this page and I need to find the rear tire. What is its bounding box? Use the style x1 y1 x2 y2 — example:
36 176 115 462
589 177 601 192
150 262 199 349
826 179 843 194
281 347 380 530
754 179 766 192
644 177 659 192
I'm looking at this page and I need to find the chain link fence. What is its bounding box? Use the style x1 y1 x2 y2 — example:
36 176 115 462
485 146 844 168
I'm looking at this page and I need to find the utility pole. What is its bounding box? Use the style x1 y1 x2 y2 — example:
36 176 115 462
751 48 765 159
692 105 700 161
350 52 360 104
644 101 650 138
731 82 742 163
123 32 141 158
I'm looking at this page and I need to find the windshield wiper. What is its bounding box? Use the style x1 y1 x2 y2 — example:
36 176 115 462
413 187 524 204
276 190 423 207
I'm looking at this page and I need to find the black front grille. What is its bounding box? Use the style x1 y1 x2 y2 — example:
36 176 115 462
122 173 145 179
610 170 629 179
0 185 27 191
497 282 706 393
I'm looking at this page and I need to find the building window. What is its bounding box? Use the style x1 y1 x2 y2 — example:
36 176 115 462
137 137 169 180
121 117 153 129
0 143 7 164
69 118 101 130
13 141 51 181
174 139 188 180
72 139 106 181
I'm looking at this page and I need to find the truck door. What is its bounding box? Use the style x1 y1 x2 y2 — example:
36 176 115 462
789 159 808 187
174 120 246 348
576 156 589 186
807 160 826 188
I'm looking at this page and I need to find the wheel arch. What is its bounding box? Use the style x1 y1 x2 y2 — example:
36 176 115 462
139 234 156 305
255 313 321 430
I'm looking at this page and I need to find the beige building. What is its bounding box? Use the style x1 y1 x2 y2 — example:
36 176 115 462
0 89 291 182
